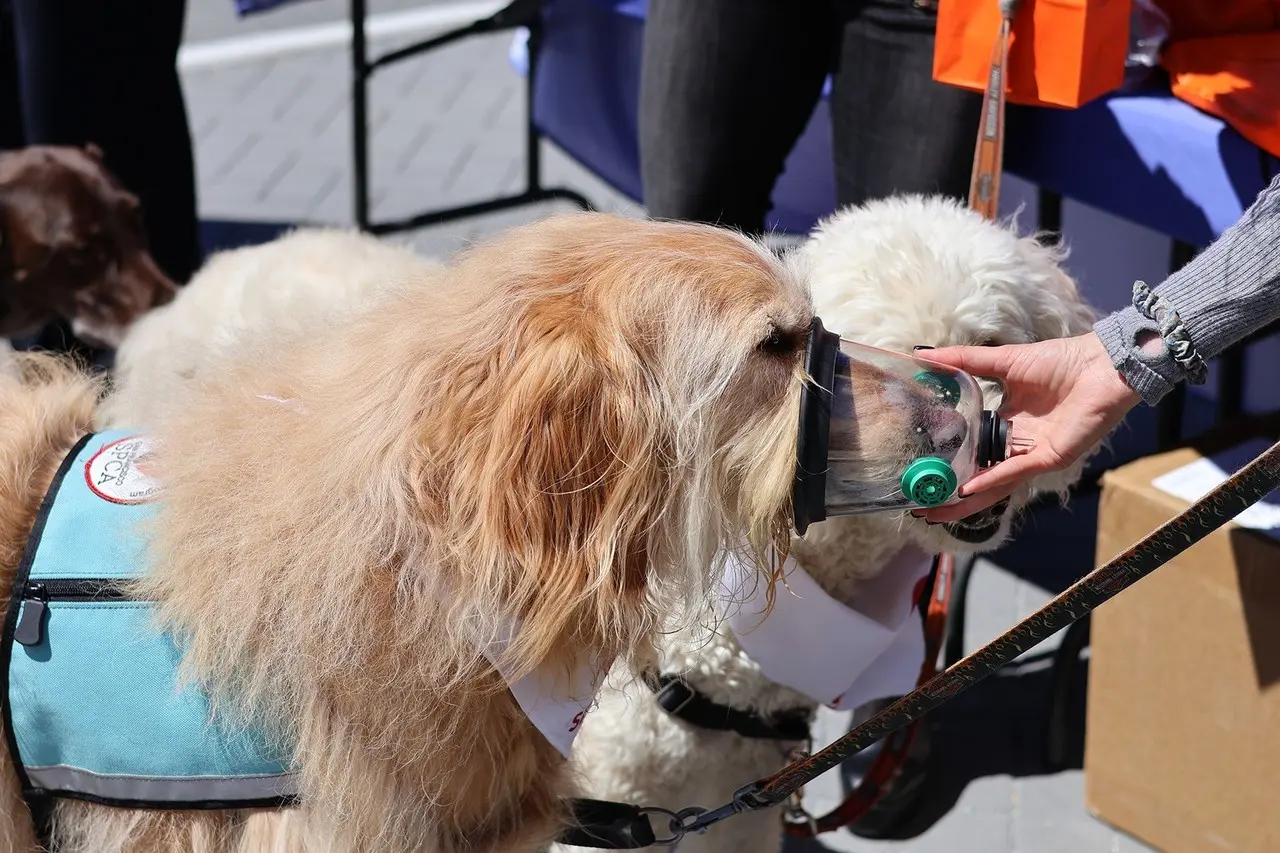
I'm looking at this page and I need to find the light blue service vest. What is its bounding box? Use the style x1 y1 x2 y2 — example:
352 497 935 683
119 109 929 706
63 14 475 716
2 430 298 809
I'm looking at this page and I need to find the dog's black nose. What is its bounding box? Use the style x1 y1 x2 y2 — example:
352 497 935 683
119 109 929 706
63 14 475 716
917 405 966 456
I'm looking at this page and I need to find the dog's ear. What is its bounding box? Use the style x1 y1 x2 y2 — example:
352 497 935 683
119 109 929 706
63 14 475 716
450 313 669 677
1013 233 1098 340
1026 262 1097 340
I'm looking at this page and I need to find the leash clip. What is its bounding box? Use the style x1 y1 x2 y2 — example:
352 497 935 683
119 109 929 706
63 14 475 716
637 806 710 847
782 793 818 836
780 743 818 836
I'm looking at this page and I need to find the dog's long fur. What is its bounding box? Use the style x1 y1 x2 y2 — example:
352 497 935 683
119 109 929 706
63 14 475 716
64 198 1103 853
1 212 820 853
558 195 1104 853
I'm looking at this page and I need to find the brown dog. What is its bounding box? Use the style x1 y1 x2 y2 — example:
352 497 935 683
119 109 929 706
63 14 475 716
0 145 177 349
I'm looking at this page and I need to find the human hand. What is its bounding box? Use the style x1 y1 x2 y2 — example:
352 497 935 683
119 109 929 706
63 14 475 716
912 332 1142 522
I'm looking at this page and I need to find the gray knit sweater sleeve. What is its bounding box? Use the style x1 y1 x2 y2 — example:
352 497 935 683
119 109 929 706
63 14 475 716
1093 171 1280 406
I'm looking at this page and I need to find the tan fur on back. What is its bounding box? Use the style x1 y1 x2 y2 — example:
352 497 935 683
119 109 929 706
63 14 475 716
0 213 814 853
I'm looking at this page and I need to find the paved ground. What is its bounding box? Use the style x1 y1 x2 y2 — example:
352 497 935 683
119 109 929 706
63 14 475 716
184 0 459 44
181 13 641 261
177 6 1158 850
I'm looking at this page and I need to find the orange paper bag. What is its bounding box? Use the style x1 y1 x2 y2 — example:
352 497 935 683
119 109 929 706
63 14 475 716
933 0 1133 109
1164 32 1280 159
1157 0 1279 41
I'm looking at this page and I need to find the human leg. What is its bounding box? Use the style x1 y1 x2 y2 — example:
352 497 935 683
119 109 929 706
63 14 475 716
12 0 200 283
829 0 981 207
638 0 839 234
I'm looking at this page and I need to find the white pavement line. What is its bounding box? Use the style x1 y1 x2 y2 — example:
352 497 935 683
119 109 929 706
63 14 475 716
178 0 507 71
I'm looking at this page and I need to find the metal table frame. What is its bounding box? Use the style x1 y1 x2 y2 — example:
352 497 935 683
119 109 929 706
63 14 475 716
348 0 593 236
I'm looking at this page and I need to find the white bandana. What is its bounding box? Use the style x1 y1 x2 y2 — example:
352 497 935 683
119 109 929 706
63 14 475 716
481 545 932 753
481 618 608 758
719 546 934 710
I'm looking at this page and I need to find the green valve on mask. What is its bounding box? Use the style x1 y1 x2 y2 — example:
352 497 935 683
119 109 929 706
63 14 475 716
913 370 962 406
901 457 959 508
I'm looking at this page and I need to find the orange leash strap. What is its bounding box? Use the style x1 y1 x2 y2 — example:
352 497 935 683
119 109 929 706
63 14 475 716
781 553 955 838
969 0 1019 220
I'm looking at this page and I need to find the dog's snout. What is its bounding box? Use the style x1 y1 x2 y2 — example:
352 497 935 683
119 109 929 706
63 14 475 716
915 405 966 455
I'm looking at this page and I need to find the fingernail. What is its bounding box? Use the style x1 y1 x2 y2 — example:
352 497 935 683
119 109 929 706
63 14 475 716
913 345 935 351
925 519 943 526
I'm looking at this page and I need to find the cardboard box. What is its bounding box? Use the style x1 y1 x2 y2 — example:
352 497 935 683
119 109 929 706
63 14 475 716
1086 421 1280 853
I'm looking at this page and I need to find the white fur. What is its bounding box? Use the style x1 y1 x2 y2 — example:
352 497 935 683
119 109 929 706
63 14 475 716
97 227 442 430
557 195 1101 853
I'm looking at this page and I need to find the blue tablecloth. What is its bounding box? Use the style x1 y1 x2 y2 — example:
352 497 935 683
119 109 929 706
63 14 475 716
519 0 1272 244
232 0 319 16
1005 86 1275 248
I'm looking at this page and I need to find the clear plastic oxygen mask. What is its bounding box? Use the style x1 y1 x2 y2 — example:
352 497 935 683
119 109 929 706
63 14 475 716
793 318 1020 535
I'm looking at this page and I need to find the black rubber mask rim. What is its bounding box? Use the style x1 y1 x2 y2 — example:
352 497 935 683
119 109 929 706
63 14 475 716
794 317 839 536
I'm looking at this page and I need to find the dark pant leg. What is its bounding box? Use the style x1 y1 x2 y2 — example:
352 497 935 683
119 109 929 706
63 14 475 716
0 0 24 149
829 0 982 207
12 0 200 284
638 0 838 235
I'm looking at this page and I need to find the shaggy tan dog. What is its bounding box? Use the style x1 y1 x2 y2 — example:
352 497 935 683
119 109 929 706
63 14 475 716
0 212 840 853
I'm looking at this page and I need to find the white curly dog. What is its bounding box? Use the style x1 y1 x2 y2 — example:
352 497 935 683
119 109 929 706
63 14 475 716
97 227 441 430
556 194 1101 853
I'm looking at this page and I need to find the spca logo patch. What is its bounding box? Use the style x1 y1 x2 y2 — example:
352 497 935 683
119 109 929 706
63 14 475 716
85 435 161 505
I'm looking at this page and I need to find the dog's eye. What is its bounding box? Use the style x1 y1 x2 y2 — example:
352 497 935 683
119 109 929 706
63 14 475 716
758 326 797 357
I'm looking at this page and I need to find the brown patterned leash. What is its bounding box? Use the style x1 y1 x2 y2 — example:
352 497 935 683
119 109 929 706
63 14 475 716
669 438 1280 842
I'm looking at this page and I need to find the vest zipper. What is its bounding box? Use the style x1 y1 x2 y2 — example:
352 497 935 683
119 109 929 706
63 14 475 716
14 579 129 647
